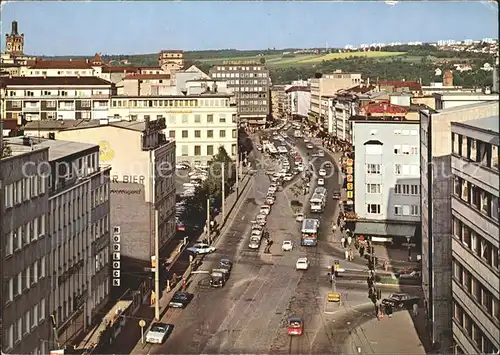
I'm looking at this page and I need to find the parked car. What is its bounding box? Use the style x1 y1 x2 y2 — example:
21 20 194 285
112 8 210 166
332 192 341 199
296 257 310 270
317 178 325 186
295 213 305 222
219 258 232 273
175 163 190 170
283 173 294 181
282 240 293 252
260 205 271 215
168 291 192 308
266 195 276 205
306 144 314 149
381 293 421 309
187 243 216 255
287 317 304 336
318 169 326 177
145 323 173 344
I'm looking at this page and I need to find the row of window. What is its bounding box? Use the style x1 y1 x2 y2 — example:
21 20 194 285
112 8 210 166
394 204 420 216
111 98 231 109
168 129 237 140
452 216 499 270
365 163 419 176
4 299 46 350
179 144 237 157
95 246 110 272
453 301 498 354
394 129 418 136
393 145 419 155
4 175 46 208
4 216 46 256
395 183 420 195
8 89 105 97
452 132 499 169
453 176 499 221
238 105 269 112
213 66 266 72
240 99 267 106
6 257 47 303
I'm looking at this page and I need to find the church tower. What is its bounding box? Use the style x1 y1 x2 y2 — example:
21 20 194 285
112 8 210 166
5 21 24 56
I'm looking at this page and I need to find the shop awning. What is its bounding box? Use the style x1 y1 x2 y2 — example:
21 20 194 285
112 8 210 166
354 221 416 238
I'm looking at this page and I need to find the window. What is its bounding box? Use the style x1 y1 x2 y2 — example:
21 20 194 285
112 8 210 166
402 205 410 216
181 145 188 156
194 114 201 123
181 114 188 123
402 145 410 155
194 130 201 138
366 183 381 194
232 129 237 139
394 164 401 175
25 311 30 334
492 145 498 169
219 130 226 138
411 205 419 216
394 205 402 215
366 164 381 174
168 130 175 138
181 130 188 138
194 146 201 156
411 184 420 195
207 130 214 138
207 145 214 156
219 115 226 123
395 184 402 194
452 133 460 154
7 278 13 303
207 114 214 123
366 204 381 214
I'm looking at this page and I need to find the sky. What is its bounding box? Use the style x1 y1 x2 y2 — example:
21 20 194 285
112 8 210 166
1 1 498 56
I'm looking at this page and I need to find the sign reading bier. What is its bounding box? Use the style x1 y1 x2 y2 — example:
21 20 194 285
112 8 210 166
222 60 259 65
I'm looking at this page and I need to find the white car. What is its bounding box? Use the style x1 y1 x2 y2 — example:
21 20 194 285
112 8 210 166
187 243 216 255
306 144 314 149
282 241 294 252
260 205 271 215
268 184 278 193
251 228 263 237
296 257 310 270
283 173 293 181
317 178 325 186
266 196 275 205
145 323 173 344
318 169 326 177
295 213 304 222
304 138 310 143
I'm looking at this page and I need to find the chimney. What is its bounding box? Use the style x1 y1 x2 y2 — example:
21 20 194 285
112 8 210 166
86 59 89 63
484 87 491 95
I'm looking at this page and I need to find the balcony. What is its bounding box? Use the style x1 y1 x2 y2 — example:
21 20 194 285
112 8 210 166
23 105 40 112
58 105 75 111
452 322 479 355
452 155 499 195
92 105 109 111
452 197 498 240
92 94 110 99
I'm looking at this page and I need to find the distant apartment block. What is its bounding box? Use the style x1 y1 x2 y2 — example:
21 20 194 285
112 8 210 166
352 117 420 246
107 94 238 165
420 101 500 352
450 116 499 354
209 62 270 126
158 50 185 74
0 76 115 122
2 135 111 352
270 85 286 119
285 83 310 119
434 90 500 110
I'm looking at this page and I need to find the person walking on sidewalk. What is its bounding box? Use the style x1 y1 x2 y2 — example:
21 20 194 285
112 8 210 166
347 235 352 246
341 236 346 249
412 303 419 317
344 249 349 260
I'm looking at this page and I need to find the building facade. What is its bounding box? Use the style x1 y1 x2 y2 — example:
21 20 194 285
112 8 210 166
158 50 184 74
420 101 499 351
5 21 24 57
107 94 238 165
1 143 50 355
434 91 500 110
285 84 310 120
270 85 286 119
2 136 112 352
450 116 499 354
352 119 420 244
0 76 115 122
209 62 270 126
54 119 177 264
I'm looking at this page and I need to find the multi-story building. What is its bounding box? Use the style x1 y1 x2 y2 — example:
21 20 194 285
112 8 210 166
0 76 115 122
53 119 176 268
209 61 270 126
270 85 286 119
420 100 499 351
434 90 500 110
1 139 50 355
5 21 24 57
2 135 111 352
285 83 310 120
450 116 499 354
352 117 420 245
107 93 238 165
117 73 172 96
158 50 184 74
309 72 362 130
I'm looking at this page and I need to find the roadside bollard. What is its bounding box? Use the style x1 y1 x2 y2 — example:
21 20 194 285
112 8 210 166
166 280 171 292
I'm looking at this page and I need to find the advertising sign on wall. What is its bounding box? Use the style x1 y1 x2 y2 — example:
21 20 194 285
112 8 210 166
346 158 354 207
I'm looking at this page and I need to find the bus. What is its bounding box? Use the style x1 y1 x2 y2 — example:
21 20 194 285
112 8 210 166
309 193 326 213
313 187 327 196
277 145 288 154
301 218 319 246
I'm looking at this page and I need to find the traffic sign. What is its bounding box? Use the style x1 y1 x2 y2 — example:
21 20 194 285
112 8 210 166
139 319 146 328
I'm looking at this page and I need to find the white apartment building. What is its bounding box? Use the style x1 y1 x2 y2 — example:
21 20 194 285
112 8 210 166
352 119 420 244
420 101 499 352
450 116 499 354
309 72 362 130
107 93 238 165
2 136 111 351
434 91 500 110
285 84 310 119
0 76 114 122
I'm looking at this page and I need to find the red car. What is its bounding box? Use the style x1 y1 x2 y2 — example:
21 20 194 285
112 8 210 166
287 317 303 336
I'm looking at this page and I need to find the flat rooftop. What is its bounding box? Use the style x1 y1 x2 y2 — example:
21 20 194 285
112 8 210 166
459 115 499 134
4 136 97 161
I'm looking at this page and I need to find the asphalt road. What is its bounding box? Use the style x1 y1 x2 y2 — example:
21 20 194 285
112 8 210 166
144 129 378 354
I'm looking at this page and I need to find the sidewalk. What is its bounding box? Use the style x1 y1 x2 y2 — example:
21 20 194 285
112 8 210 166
342 309 430 354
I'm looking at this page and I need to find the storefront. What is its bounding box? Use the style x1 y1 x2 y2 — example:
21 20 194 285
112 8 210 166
353 221 419 247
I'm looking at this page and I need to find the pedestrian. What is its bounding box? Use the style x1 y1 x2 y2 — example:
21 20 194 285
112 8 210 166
347 235 352 246
354 238 360 250
341 236 346 248
344 249 349 260
412 303 419 317
386 304 393 318
348 249 354 261
384 260 389 271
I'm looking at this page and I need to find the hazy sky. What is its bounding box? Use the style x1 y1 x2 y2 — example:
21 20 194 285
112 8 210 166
1 1 498 56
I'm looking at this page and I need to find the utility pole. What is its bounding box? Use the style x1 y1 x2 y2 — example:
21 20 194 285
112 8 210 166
221 162 225 221
206 198 211 243
235 152 240 195
154 209 160 321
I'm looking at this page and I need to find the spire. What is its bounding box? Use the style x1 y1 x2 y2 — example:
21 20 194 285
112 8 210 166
11 21 18 35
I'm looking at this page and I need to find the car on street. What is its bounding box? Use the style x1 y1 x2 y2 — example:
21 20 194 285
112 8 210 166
260 205 271 215
332 192 341 199
306 144 314 149
219 258 232 273
176 163 190 170
317 178 325 186
295 257 310 270
266 196 275 205
168 291 192 308
324 161 332 168
396 270 422 279
256 214 267 226
187 243 216 255
251 228 263 238
287 317 304 336
268 184 278 194
381 293 421 309
318 169 326 176
316 150 324 157
282 240 293 251
304 138 310 143
256 145 263 151
265 169 275 175
295 212 304 222
283 173 293 181
145 323 173 344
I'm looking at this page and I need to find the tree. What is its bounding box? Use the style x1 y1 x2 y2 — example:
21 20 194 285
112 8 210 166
1 145 12 158
260 57 266 65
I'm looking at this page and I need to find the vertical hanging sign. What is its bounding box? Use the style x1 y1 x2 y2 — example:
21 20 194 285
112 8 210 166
112 226 121 286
